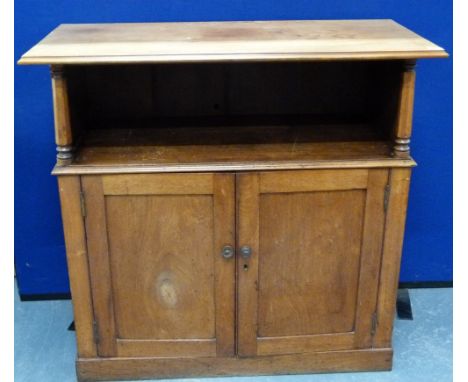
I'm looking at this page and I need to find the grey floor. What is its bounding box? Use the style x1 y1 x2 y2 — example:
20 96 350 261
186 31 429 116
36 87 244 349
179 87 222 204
15 283 452 382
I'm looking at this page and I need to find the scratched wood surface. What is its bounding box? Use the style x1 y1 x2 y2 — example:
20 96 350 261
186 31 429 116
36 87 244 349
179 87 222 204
18 19 447 64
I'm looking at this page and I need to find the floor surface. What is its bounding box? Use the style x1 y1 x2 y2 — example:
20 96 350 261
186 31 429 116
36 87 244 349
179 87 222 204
15 284 452 382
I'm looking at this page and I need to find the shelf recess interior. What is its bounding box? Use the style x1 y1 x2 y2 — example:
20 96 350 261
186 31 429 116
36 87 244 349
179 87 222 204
56 118 414 173
56 61 415 173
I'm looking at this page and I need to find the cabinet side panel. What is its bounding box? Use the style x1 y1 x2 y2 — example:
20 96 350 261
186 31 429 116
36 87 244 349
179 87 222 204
57 176 96 357
373 168 412 347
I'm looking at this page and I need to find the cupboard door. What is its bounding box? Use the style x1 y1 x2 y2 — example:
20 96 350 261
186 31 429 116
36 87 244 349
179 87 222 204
82 173 235 358
237 169 388 356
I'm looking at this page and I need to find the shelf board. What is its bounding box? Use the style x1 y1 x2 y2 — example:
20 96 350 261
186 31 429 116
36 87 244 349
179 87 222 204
52 125 415 175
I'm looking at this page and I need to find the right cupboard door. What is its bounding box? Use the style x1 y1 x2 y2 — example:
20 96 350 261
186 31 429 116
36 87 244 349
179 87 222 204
237 169 388 357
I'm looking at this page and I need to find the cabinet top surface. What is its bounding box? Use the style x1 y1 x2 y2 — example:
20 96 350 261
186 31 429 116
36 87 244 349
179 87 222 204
19 19 447 65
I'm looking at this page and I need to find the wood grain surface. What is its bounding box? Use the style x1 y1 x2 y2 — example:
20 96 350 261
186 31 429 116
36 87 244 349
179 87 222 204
76 348 393 381
19 20 447 64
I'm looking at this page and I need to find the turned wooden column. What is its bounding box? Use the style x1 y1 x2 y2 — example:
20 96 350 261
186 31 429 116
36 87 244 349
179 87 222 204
51 65 73 165
393 60 416 158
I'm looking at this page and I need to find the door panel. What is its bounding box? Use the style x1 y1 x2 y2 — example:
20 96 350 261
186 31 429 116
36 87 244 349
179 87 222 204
106 195 215 340
82 173 235 358
237 169 388 356
258 190 366 337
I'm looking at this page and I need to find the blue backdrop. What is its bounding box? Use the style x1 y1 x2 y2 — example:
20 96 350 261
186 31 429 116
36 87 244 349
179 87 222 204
15 1 452 295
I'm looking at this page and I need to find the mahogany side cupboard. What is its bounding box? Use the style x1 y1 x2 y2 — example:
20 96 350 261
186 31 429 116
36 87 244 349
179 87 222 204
19 20 447 381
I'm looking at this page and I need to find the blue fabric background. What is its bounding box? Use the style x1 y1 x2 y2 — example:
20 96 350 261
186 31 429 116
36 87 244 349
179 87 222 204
14 1 452 295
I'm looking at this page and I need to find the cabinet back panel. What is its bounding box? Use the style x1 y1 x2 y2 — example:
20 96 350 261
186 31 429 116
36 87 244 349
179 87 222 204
105 194 216 340
67 61 400 130
258 190 366 337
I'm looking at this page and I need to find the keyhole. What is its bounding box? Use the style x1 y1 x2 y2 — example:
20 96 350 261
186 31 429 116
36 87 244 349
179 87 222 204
243 264 249 271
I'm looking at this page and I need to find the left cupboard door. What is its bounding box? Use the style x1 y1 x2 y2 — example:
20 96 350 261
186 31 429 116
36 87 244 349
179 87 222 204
81 173 236 358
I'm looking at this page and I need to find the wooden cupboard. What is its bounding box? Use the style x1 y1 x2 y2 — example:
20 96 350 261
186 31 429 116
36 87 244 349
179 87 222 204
19 19 447 381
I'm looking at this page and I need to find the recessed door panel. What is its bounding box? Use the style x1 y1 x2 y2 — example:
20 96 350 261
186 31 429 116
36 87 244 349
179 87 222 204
258 190 366 337
106 194 215 340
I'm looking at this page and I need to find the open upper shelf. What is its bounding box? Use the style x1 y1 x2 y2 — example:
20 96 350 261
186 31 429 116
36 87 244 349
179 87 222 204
46 59 418 174
47 59 420 173
19 19 447 65
53 119 414 175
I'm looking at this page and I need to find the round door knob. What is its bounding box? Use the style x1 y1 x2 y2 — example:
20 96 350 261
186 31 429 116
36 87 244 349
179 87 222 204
221 245 235 259
240 245 252 259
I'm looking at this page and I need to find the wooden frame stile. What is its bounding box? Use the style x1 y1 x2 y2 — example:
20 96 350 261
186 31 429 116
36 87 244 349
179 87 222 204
236 173 260 357
81 176 117 357
352 169 389 349
213 173 237 357
57 176 97 358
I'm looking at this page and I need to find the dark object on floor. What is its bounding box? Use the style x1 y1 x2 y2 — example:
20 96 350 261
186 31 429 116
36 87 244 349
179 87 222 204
68 321 75 331
397 288 413 320
399 281 452 289
19 292 72 301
